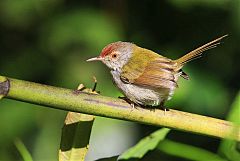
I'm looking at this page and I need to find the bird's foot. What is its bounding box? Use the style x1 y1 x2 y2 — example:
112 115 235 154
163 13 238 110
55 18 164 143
130 103 141 110
130 103 135 109
162 106 169 115
158 102 169 115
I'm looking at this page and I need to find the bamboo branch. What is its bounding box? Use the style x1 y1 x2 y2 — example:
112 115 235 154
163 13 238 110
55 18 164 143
0 75 239 141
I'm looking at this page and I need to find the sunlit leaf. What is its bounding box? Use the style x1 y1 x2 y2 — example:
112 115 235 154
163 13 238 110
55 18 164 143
59 112 95 161
157 139 227 161
118 128 170 160
218 92 240 161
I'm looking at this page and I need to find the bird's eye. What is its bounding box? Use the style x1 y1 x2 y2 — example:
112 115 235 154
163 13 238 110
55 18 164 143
111 53 117 58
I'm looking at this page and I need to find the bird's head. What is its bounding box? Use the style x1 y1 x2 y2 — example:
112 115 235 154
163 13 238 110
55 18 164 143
87 42 134 71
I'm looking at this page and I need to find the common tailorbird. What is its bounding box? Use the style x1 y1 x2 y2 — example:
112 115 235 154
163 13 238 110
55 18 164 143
87 35 227 110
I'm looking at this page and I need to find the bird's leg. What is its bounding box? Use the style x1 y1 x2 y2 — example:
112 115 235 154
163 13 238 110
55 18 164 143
130 103 135 109
159 101 169 114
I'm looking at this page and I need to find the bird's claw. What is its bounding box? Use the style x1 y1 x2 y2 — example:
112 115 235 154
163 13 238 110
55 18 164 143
161 106 169 115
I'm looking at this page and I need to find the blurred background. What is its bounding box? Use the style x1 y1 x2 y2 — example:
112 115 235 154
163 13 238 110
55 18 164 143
0 0 239 161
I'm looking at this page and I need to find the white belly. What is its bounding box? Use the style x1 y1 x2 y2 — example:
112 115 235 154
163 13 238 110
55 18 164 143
111 70 173 106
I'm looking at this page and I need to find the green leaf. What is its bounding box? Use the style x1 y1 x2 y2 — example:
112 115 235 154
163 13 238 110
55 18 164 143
218 91 240 161
118 128 170 160
157 139 227 161
14 138 33 161
59 112 95 161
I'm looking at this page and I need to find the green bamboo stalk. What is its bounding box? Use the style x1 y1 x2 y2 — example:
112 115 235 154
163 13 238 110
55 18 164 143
0 75 239 141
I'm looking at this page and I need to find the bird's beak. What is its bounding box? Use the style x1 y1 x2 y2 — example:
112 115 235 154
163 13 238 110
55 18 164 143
86 56 103 62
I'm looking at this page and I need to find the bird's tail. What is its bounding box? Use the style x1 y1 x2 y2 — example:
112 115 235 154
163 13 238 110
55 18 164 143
174 35 227 70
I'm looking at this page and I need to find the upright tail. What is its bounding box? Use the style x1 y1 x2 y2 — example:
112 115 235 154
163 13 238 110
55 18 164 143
175 35 228 69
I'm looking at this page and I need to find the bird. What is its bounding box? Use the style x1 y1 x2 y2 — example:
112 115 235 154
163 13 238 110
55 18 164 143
87 35 227 110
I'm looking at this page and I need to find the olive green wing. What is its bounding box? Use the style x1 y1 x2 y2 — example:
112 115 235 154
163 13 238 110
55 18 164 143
120 47 178 89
